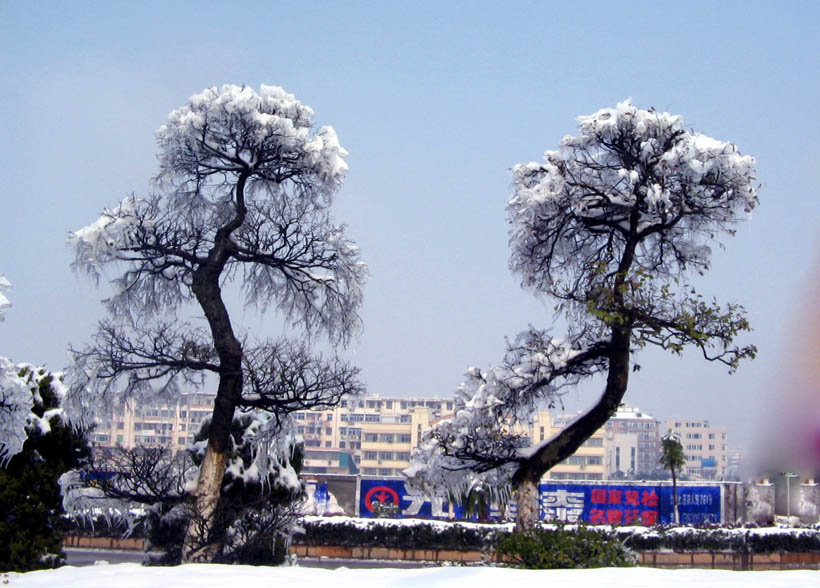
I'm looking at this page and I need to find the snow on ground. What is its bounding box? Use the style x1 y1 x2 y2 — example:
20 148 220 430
4 563 818 588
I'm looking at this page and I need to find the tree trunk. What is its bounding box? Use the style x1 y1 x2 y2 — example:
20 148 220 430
514 474 540 531
510 325 632 530
181 379 240 562
671 466 679 525
183 264 244 562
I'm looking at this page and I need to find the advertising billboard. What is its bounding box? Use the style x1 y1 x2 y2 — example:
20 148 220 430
359 478 462 518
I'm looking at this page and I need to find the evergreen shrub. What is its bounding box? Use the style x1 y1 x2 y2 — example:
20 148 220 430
496 524 636 569
0 370 90 572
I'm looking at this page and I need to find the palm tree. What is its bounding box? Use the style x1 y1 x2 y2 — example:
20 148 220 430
660 432 686 524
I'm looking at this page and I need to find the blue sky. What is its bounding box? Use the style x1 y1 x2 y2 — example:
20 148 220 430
1 1 818 459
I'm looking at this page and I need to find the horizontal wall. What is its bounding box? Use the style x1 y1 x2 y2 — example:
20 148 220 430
62 535 820 570
291 544 820 570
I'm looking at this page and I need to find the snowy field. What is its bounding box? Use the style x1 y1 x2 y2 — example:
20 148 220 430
4 563 819 588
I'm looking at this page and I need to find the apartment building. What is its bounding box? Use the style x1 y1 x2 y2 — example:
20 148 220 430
90 393 216 449
604 406 662 478
297 396 452 477
665 419 729 479
547 412 606 481
91 393 620 484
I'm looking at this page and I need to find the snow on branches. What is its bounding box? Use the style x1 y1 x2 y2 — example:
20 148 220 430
0 357 33 463
509 99 758 299
406 329 609 496
0 278 69 464
156 85 348 201
0 274 11 321
0 362 68 464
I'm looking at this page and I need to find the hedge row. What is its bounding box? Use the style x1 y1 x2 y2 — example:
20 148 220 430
297 518 820 554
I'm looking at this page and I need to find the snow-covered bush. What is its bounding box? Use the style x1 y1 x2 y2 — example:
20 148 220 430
0 369 90 572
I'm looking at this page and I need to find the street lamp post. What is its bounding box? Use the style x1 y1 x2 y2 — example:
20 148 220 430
780 472 799 517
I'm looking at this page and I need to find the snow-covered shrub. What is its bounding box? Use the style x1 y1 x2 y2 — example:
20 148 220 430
0 369 90 572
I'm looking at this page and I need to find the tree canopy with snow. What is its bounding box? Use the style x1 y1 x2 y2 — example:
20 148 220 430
66 85 366 561
407 100 758 528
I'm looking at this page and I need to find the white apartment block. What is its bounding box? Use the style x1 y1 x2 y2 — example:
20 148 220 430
297 396 450 477
604 406 662 478
665 419 729 480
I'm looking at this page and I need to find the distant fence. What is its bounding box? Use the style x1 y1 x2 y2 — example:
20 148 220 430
300 475 805 525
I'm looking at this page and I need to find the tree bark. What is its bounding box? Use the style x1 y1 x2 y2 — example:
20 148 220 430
181 376 240 562
514 474 540 531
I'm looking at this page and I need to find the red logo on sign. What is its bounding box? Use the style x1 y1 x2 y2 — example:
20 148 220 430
364 486 400 513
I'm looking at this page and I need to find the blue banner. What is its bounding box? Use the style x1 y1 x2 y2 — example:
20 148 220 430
538 483 721 525
659 485 721 524
359 478 462 518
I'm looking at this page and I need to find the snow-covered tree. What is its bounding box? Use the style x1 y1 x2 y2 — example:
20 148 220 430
66 85 366 561
0 277 36 464
407 100 758 529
